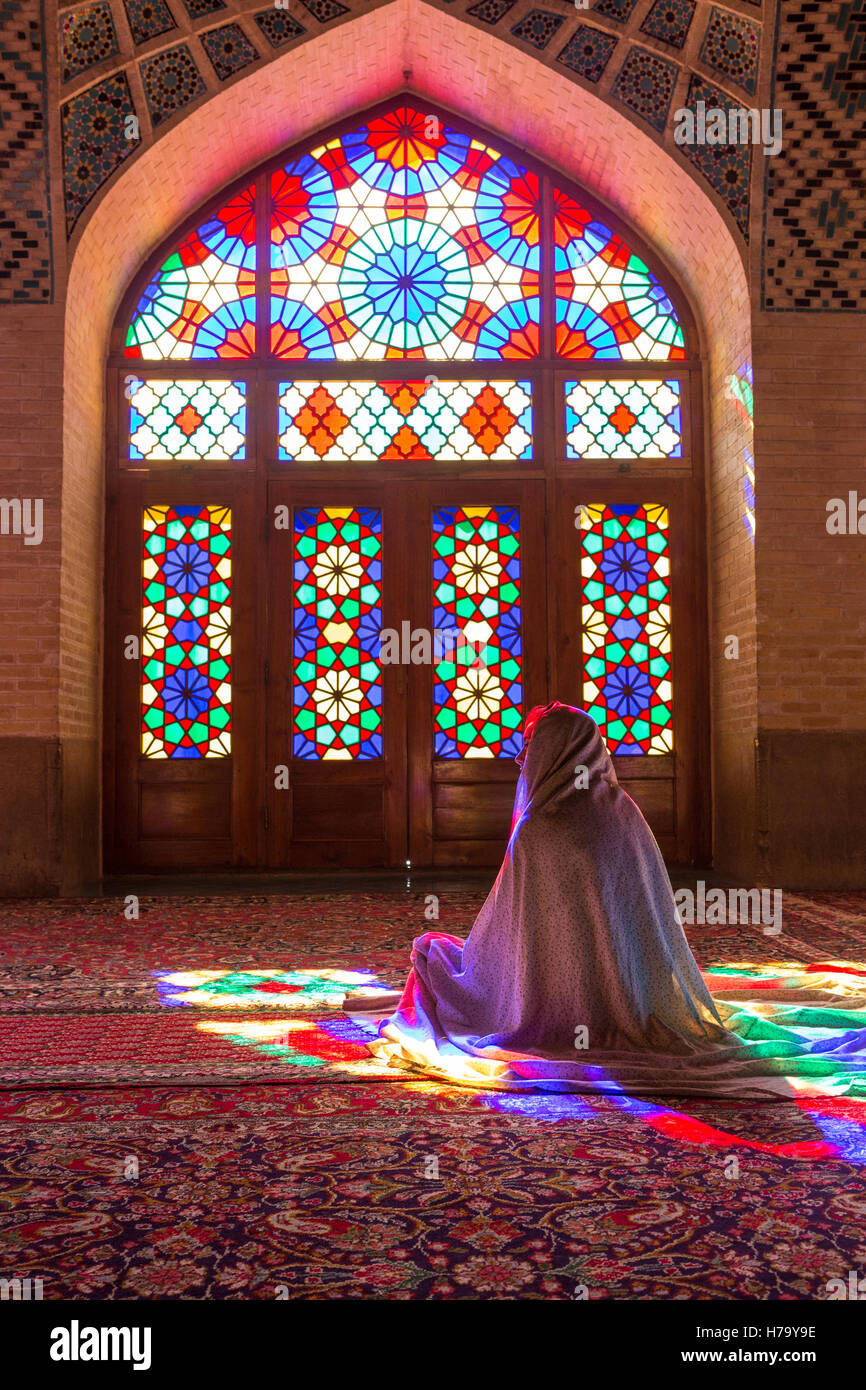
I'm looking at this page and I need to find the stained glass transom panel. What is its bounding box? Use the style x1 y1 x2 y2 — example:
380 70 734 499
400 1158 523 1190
565 379 682 459
579 503 672 755
142 505 232 758
554 190 684 361
128 379 247 461
269 107 540 361
278 379 532 461
433 505 522 758
293 507 383 759
126 187 256 360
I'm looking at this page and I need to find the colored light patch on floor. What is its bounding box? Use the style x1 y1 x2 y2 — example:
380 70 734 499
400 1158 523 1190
706 960 866 997
155 967 396 1009
194 1017 386 1071
356 1010 866 1163
572 1090 866 1165
475 1071 866 1163
369 958 866 1111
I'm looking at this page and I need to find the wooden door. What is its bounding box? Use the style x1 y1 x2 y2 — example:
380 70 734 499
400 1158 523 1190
406 480 547 868
263 478 547 870
551 476 709 864
106 471 705 872
264 480 408 868
106 474 258 871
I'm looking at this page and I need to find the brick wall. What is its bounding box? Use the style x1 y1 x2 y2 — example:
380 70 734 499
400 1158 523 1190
0 308 64 738
753 315 866 731
748 314 866 886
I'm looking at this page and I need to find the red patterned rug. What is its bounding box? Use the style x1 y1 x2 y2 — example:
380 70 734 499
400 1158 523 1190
1 890 865 1299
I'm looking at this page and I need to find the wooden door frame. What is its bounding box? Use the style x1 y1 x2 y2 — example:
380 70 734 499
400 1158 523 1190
103 97 709 875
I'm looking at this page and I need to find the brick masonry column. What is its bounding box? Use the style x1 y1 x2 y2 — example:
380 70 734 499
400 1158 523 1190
0 306 70 893
752 315 866 888
0 0 99 894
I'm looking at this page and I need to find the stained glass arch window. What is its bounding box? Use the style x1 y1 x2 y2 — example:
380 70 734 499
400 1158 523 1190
113 102 700 778
121 103 689 365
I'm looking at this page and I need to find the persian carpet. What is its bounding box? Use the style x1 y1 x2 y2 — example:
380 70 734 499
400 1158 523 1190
1 890 865 1299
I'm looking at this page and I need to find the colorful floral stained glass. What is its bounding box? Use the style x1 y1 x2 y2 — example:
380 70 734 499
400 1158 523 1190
278 379 532 461
565 378 682 459
128 379 246 461
579 503 672 755
269 106 540 360
293 507 382 759
126 187 256 359
141 505 232 758
554 190 684 360
433 505 522 758
122 106 691 368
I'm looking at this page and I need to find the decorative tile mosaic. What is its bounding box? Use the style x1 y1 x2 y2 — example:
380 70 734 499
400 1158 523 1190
61 69 135 234
121 0 177 45
467 0 515 24
201 22 259 78
677 76 752 240
639 0 695 50
0 0 53 299
557 23 617 82
611 44 678 132
140 42 206 127
510 8 564 49
179 0 225 18
762 0 866 312
698 5 760 97
298 0 349 21
591 0 639 22
61 2 118 82
253 6 305 46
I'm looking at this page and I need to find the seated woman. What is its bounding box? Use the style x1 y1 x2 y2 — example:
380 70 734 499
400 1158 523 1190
356 703 866 1100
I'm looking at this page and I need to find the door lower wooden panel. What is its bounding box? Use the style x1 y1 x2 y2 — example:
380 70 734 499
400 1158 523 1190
139 772 232 840
285 764 388 869
431 763 519 867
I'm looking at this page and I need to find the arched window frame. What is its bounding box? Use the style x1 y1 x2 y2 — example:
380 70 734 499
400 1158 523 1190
108 97 702 474
104 98 708 870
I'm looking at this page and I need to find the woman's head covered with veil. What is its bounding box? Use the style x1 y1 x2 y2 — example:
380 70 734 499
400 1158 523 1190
514 702 617 814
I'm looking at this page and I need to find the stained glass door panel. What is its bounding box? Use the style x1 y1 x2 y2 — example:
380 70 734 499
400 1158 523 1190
408 482 547 868
552 479 707 864
265 484 407 869
107 477 257 872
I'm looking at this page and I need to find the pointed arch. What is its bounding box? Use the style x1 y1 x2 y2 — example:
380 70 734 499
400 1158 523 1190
61 14 755 881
